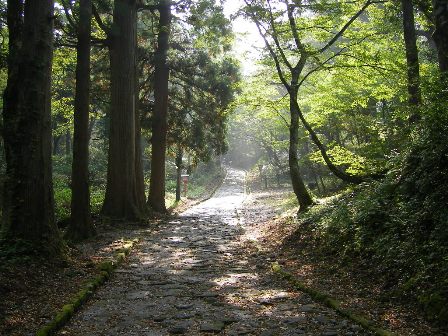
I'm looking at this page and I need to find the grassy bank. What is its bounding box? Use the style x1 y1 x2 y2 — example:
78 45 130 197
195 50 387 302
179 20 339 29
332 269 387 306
287 120 448 327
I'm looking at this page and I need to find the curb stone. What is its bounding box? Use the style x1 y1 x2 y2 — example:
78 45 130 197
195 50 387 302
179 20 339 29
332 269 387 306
271 262 396 336
36 239 138 336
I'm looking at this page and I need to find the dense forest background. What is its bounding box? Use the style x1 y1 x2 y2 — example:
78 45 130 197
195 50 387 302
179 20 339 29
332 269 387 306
0 0 447 331
0 0 240 242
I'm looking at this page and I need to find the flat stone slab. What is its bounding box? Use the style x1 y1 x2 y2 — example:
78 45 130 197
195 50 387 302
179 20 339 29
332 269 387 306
126 291 150 300
168 321 192 334
195 291 219 298
199 321 226 333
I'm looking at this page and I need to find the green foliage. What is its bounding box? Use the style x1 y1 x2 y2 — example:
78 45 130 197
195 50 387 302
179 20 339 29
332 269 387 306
91 189 105 215
228 74 290 170
52 156 72 223
185 0 234 54
51 133 108 220
237 0 440 189
295 108 448 325
54 184 72 223
165 160 225 206
188 161 225 199
309 144 384 176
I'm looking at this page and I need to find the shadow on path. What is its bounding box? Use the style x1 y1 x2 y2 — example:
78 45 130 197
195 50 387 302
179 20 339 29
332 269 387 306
58 168 370 336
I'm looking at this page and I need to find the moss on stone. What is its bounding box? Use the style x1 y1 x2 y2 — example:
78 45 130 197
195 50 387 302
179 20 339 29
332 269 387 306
35 239 137 336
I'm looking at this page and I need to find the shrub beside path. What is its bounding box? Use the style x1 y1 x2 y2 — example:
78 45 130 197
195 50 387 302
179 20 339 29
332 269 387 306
58 168 371 336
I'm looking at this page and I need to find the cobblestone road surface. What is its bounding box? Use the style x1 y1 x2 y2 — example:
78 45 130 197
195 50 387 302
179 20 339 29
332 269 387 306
58 168 370 336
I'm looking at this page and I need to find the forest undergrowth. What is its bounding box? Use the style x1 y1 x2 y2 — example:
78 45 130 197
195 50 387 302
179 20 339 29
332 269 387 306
262 113 448 333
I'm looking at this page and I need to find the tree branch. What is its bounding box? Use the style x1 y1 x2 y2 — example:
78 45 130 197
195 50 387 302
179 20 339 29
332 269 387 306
244 0 291 90
317 0 372 54
266 0 293 69
298 48 347 87
414 0 433 24
285 1 306 54
61 0 77 32
137 4 159 12
92 4 109 35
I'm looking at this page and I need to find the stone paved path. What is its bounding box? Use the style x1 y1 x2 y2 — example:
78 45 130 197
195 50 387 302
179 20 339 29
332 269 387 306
59 168 370 335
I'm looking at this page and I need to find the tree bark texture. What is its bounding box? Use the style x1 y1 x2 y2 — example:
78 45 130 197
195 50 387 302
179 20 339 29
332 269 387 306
66 0 96 242
175 146 183 202
148 0 171 213
288 91 314 211
432 0 448 75
102 0 141 220
135 96 146 210
1 0 63 254
401 0 422 108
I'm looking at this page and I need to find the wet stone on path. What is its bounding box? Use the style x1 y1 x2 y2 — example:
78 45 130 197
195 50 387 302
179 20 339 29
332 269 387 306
58 168 372 336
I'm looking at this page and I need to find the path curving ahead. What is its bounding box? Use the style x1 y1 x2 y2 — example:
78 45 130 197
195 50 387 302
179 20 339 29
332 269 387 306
58 168 370 336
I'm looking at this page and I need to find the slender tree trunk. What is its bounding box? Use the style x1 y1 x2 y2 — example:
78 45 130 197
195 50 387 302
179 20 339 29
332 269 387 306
261 140 284 188
319 175 327 193
288 90 314 211
175 145 183 202
1 0 63 254
401 0 422 110
148 0 171 213
313 174 321 193
65 130 72 156
88 117 96 141
432 0 448 77
102 0 140 220
66 0 95 242
53 135 61 155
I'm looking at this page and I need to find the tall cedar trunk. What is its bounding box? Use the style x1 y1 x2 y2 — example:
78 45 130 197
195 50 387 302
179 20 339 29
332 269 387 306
432 0 448 76
175 146 183 202
148 0 171 213
401 0 422 109
1 0 63 254
135 93 146 210
288 90 314 211
102 0 140 219
66 0 96 241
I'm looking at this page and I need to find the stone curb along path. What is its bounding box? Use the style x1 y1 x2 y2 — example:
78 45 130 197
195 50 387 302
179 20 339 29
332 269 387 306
56 168 373 336
271 263 396 336
36 169 228 336
36 239 138 336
